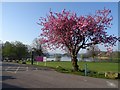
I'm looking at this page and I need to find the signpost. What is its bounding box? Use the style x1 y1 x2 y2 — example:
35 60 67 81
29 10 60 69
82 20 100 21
84 64 88 76
35 56 47 66
35 56 43 62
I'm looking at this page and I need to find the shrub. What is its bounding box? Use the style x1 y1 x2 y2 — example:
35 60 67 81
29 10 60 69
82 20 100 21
22 61 26 64
56 65 69 72
16 60 19 63
105 72 118 79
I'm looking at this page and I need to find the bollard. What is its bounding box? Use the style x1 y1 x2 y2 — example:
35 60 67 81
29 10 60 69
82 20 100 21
44 57 47 66
37 62 38 65
85 64 87 76
44 61 47 66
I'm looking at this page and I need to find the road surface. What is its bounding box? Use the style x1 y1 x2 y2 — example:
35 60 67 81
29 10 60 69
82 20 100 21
1 62 119 89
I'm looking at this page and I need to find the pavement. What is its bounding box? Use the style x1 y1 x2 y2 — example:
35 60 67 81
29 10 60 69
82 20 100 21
1 62 119 89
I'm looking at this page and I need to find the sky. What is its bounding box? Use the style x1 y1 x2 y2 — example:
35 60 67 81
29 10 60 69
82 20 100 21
1 2 119 53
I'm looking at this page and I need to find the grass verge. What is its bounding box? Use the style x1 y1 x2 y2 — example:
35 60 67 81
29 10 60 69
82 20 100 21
25 61 119 79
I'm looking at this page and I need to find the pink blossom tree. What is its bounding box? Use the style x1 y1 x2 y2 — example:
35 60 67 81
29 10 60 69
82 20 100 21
38 8 119 71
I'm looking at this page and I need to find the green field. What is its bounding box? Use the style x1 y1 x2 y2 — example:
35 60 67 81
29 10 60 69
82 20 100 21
27 61 119 73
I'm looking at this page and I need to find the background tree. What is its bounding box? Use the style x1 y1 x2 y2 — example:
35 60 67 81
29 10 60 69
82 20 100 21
32 38 48 57
14 41 28 60
32 38 44 56
38 8 119 71
2 41 28 61
2 41 16 60
86 45 100 62
110 50 120 62
54 53 62 61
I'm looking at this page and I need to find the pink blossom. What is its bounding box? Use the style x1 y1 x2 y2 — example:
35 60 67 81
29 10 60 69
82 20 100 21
37 8 119 55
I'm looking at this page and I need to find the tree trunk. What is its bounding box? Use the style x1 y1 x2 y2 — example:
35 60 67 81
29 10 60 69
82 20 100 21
71 55 79 71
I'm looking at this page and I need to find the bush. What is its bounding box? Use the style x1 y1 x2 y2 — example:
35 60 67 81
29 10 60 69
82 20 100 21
16 60 19 63
105 72 118 79
22 61 26 64
55 65 69 72
78 70 105 78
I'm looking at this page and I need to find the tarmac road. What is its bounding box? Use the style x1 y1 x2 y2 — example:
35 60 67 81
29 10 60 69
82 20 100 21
1 62 119 89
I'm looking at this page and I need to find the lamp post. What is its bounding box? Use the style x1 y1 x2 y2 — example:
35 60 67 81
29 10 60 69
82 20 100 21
31 48 34 65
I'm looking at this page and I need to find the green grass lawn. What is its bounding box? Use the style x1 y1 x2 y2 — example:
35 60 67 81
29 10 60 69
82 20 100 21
27 61 118 73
